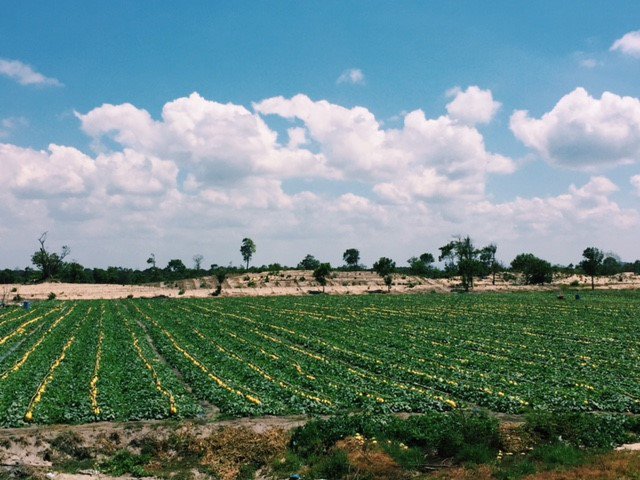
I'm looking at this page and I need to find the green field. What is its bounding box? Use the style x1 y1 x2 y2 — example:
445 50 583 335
0 292 638 426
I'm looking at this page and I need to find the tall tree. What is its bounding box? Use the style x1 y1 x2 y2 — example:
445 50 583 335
240 238 256 270
342 248 360 270
479 244 498 285
580 247 604 290
313 263 332 293
31 232 70 281
438 236 483 291
373 257 396 292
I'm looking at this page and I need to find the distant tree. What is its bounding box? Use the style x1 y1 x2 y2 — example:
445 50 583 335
600 253 622 276
31 232 70 281
342 248 360 270
479 244 499 285
407 252 435 275
268 263 283 273
580 247 604 290
511 253 553 285
166 259 187 274
63 262 87 283
298 254 321 270
373 257 396 292
439 236 484 291
146 253 157 269
213 268 227 296
240 238 256 269
192 254 204 271
313 263 332 293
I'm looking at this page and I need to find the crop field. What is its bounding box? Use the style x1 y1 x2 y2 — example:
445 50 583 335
0 292 638 426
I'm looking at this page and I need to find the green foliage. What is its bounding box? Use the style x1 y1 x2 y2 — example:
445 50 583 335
580 247 604 290
1 293 639 425
47 292 56 300
309 449 351 479
525 411 634 448
529 443 585 468
438 236 487 291
342 248 360 269
98 449 149 477
31 232 70 281
240 238 257 269
511 253 553 284
297 254 320 270
313 263 332 292
407 253 434 275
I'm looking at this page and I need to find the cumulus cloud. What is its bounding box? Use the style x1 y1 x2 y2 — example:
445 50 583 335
469 176 638 238
510 87 640 169
78 92 338 182
2 91 638 267
0 59 62 87
631 175 640 195
610 30 640 58
445 86 501 125
336 68 365 85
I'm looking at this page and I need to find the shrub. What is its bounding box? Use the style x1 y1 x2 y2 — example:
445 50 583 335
525 412 632 448
247 281 257 288
178 288 185 295
48 292 56 300
12 294 22 302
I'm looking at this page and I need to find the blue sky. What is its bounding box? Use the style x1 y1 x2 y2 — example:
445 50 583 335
1 2 640 269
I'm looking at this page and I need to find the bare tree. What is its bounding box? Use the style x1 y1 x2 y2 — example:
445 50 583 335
193 254 204 271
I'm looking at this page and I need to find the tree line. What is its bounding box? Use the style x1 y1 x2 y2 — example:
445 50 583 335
1 233 638 291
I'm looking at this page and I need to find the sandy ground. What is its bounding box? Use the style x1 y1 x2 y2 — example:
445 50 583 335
2 271 639 301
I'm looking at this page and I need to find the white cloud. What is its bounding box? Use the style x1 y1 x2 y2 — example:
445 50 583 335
336 68 365 85
469 176 638 238
78 92 338 182
0 59 62 87
579 58 599 69
631 175 640 195
445 86 501 125
510 87 640 169
610 30 640 58
1 91 638 268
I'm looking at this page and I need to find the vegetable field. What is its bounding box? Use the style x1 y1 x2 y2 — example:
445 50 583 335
0 292 638 426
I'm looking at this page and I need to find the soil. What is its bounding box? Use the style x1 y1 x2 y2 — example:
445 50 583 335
2 271 639 301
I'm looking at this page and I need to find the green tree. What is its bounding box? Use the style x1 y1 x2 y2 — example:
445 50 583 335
373 257 396 292
298 254 321 270
407 252 435 275
31 232 70 281
601 255 622 276
240 238 256 269
580 247 604 290
438 236 484 291
342 248 360 270
478 244 499 285
511 253 553 285
313 263 332 293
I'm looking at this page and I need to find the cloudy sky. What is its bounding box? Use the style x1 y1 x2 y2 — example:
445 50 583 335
1 2 640 270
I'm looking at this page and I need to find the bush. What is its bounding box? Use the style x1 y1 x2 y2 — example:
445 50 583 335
48 292 56 300
12 294 22 302
178 288 185 295
525 412 633 448
291 411 502 463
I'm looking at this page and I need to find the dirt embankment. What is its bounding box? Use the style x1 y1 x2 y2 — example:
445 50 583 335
0 270 640 302
2 271 639 301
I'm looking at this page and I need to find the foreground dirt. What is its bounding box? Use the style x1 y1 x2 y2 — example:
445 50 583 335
3 271 639 301
0 416 638 480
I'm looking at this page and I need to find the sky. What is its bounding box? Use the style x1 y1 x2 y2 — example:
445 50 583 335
1 1 640 270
